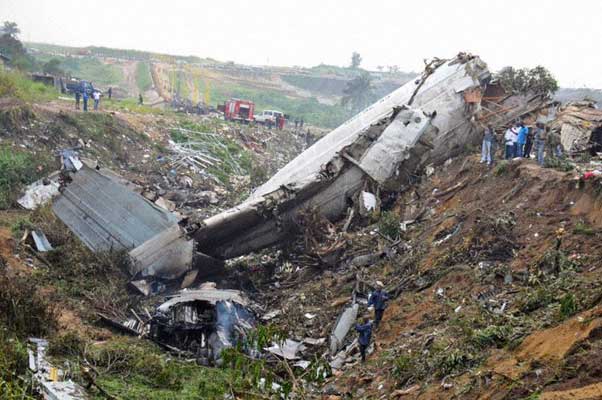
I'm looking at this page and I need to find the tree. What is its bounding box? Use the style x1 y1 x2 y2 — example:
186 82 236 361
376 65 384 73
388 65 400 74
43 58 63 75
350 52 362 69
341 72 374 112
2 21 20 38
496 65 558 95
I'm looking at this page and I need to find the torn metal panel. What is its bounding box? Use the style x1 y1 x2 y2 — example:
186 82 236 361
52 165 178 252
128 225 194 280
18 173 61 210
329 303 359 354
265 339 306 360
32 230 53 252
157 289 249 312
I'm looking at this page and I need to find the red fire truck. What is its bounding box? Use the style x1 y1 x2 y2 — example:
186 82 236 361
221 99 255 123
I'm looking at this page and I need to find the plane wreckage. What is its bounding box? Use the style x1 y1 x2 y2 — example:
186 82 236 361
192 53 493 260
35 53 551 285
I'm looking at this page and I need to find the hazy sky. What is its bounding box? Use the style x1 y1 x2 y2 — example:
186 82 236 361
3 0 602 88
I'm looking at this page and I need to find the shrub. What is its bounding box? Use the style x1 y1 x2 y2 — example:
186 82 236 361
472 325 511 348
494 161 509 176
573 221 594 236
559 293 577 319
0 273 57 337
378 211 401 240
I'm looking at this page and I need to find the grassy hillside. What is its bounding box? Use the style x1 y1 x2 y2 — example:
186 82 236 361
135 62 152 92
33 53 123 86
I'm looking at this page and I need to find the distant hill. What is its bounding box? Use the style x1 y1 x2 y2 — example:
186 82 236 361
24 42 417 128
555 87 602 105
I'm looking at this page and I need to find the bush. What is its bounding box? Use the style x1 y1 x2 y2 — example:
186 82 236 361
378 211 401 240
0 335 34 399
471 325 511 348
519 287 554 313
494 161 509 176
559 293 577 319
573 221 594 236
393 354 418 385
0 273 57 337
85 339 182 390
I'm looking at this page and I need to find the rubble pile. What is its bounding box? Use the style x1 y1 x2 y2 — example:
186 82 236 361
4 52 602 399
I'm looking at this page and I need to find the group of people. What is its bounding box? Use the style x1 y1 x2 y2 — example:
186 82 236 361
74 89 102 112
480 121 562 167
354 282 389 363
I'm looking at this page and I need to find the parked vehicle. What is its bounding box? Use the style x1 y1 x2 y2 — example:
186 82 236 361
255 110 284 126
220 99 254 123
65 79 95 95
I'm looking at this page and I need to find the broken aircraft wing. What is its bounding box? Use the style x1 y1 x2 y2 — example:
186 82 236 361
193 53 491 259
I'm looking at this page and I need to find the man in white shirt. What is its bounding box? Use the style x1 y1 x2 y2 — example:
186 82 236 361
93 91 101 111
504 124 519 160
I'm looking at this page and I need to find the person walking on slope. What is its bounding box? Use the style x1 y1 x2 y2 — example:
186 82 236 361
82 89 89 112
480 125 495 165
504 124 518 159
516 123 528 158
355 316 373 363
533 122 547 166
138 93 143 105
93 91 101 111
368 282 389 329
75 91 81 110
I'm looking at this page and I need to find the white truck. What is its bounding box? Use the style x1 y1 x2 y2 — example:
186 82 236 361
254 110 283 126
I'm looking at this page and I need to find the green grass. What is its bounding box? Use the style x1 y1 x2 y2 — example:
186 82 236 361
34 55 123 86
135 62 152 92
209 81 351 128
0 69 59 102
0 146 53 209
573 221 595 236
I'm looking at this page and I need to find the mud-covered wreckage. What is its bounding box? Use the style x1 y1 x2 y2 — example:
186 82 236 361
41 53 551 284
192 53 522 260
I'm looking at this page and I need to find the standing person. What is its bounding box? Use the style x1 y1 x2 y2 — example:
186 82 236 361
533 123 547 166
504 125 518 159
305 129 312 148
480 124 495 165
368 282 389 329
299 118 304 128
355 317 373 363
524 125 534 158
516 123 528 158
93 91 100 111
138 93 143 105
82 89 89 112
548 130 563 158
107 87 112 100
294 119 299 130
75 91 81 110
